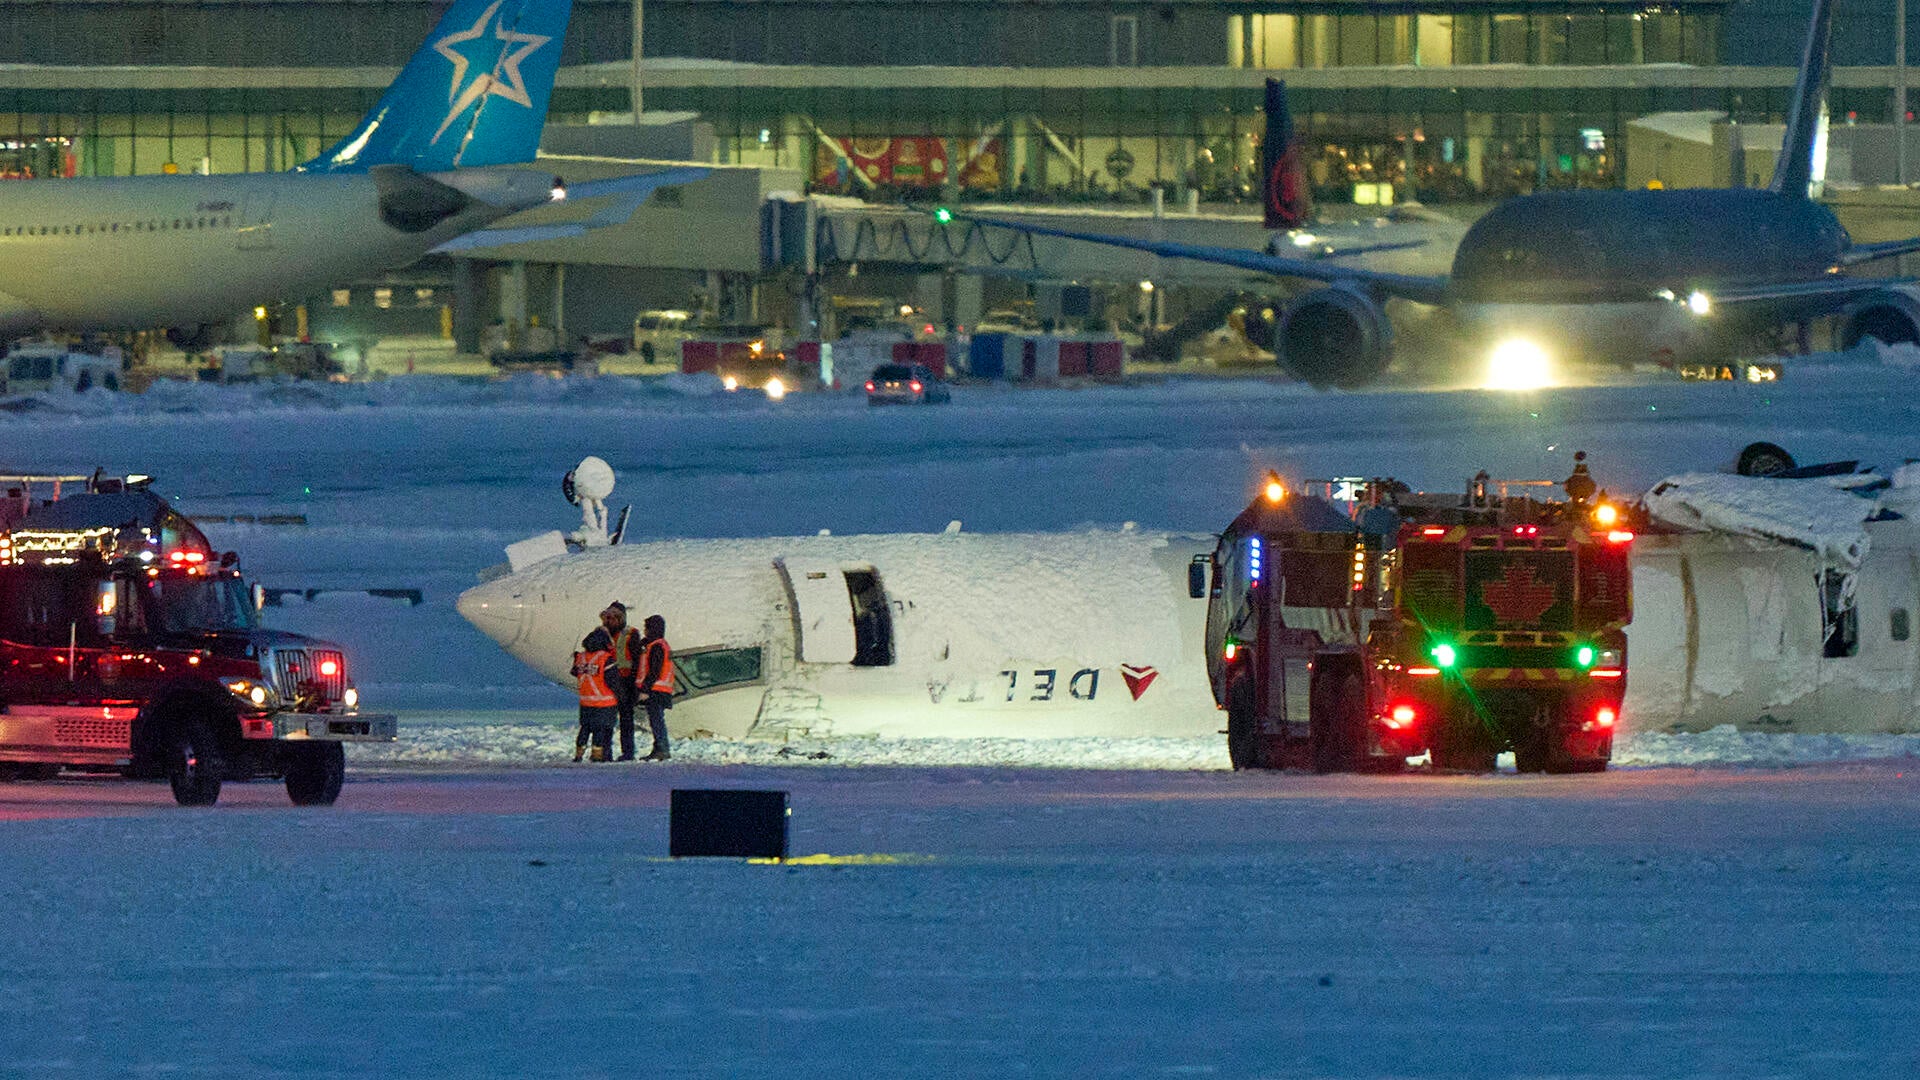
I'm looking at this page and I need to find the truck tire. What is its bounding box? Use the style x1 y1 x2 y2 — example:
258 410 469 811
1226 676 1258 770
1429 716 1497 773
1512 728 1549 774
284 742 346 806
1310 671 1366 774
167 718 223 807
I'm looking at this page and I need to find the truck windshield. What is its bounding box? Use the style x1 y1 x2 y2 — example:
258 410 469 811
149 576 257 632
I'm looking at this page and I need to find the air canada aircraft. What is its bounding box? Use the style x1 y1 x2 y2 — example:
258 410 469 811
457 455 1920 745
0 0 701 345
962 0 1920 390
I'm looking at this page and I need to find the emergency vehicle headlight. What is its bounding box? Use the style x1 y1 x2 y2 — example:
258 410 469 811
223 678 275 708
344 687 360 710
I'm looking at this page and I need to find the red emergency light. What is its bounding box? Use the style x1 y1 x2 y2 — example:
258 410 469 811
1420 526 1446 538
1606 530 1635 544
1594 706 1617 728
864 381 875 392
1406 666 1440 677
166 550 207 565
318 659 340 677
1386 704 1417 728
1511 525 1539 537
910 381 923 393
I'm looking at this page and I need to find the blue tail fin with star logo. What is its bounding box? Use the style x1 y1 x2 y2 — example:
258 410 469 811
300 0 574 173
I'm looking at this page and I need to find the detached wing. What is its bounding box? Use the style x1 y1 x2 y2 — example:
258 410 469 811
432 167 709 254
961 213 1453 306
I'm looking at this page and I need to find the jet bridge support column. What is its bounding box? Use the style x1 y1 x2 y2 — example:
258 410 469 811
451 258 488 355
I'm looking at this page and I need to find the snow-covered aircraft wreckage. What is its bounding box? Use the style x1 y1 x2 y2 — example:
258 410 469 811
457 452 1920 741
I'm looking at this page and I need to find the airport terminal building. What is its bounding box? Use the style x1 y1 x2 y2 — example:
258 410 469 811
0 0 1910 201
0 0 1912 347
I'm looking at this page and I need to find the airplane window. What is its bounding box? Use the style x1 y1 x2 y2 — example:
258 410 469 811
1893 608 1910 642
673 646 764 694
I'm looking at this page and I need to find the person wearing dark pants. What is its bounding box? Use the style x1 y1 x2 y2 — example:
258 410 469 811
637 614 675 761
570 639 618 763
585 602 644 760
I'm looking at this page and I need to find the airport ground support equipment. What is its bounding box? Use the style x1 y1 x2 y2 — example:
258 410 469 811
0 471 395 805
1197 461 1634 773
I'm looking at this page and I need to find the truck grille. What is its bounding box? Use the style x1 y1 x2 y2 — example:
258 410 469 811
54 713 132 748
269 648 346 706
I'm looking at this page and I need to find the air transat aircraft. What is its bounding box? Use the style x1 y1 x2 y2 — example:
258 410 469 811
0 0 700 344
965 0 1920 390
457 455 1920 744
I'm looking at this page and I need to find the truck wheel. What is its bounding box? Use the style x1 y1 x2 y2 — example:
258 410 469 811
1310 671 1365 774
1429 719 1497 773
167 719 223 807
1226 676 1258 770
1512 729 1549 774
284 742 346 806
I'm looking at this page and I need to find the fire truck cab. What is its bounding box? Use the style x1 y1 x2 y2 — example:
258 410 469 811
0 472 396 805
1198 462 1633 773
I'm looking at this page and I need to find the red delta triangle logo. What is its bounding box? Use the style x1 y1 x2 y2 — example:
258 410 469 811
1480 562 1560 625
1120 665 1158 701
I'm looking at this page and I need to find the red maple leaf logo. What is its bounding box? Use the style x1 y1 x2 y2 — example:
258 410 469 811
1120 665 1158 701
1480 563 1561 625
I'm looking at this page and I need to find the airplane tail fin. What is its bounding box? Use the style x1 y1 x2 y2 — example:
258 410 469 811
1262 78 1312 229
1766 0 1834 198
301 0 574 173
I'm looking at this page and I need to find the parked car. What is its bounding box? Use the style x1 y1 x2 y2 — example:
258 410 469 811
2 344 122 394
865 363 951 406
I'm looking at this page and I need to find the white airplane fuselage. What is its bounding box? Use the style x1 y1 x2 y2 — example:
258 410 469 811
460 522 1920 742
0 167 553 336
458 531 1222 741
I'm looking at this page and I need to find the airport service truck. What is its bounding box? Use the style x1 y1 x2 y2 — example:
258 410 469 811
0 472 395 805
1195 461 1633 773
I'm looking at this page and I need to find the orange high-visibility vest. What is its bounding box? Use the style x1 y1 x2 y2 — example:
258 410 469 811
575 648 617 706
644 639 675 694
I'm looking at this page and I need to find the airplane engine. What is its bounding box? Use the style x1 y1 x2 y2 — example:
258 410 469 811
1274 284 1394 389
1839 284 1920 349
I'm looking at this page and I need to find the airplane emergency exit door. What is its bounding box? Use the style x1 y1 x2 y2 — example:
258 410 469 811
775 559 894 666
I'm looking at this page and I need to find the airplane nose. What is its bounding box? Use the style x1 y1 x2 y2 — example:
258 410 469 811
456 583 530 648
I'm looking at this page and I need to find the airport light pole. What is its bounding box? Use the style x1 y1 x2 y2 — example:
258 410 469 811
631 0 644 122
1900 0 1908 185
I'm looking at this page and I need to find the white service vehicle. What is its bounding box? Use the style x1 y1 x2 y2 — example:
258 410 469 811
1 343 122 394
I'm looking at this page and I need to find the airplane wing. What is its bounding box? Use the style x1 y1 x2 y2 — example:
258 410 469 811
432 167 709 254
959 213 1453 306
1839 237 1920 266
1695 277 1906 307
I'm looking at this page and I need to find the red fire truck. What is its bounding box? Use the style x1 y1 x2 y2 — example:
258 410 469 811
1196 460 1633 773
0 472 395 805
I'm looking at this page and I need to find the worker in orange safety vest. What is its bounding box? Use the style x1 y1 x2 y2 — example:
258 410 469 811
636 613 675 761
571 636 618 762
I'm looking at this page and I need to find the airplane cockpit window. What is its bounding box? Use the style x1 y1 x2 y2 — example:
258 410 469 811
673 646 765 700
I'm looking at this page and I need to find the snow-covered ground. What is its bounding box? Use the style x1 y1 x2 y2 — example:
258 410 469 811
8 358 1920 763
7 361 1920 1075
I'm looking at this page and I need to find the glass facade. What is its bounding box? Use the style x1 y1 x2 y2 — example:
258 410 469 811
1230 10 1718 68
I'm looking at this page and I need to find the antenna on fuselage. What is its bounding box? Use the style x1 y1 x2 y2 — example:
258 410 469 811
1768 0 1835 199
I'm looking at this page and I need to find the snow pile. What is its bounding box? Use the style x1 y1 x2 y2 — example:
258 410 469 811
1643 471 1878 568
353 711 1920 771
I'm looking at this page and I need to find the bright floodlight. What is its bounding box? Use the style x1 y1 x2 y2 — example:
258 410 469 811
765 376 788 400
722 374 740 391
1687 290 1712 316
1485 338 1554 391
